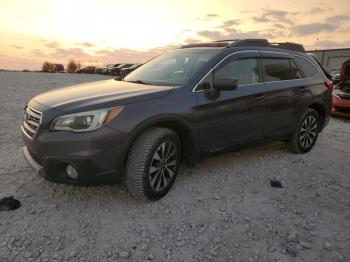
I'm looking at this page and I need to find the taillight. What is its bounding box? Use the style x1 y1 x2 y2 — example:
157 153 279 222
325 80 334 91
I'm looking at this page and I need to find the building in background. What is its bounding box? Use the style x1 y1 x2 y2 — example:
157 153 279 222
309 48 350 73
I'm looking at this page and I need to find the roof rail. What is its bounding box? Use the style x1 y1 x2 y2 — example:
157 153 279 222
228 39 270 47
180 42 230 48
212 39 239 43
180 39 306 53
269 42 306 53
228 39 305 52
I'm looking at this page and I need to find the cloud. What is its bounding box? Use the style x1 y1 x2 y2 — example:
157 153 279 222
252 9 296 24
77 42 96 48
306 7 325 14
50 48 92 60
206 13 219 18
197 29 277 41
222 19 240 27
32 49 45 56
183 38 202 44
38 44 179 66
252 16 271 23
273 23 286 29
326 15 350 23
224 27 239 34
197 30 226 40
197 13 220 20
217 19 240 35
293 23 337 35
11 45 23 49
315 40 350 49
45 42 59 48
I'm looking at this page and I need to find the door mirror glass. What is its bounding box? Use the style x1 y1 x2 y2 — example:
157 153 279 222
213 77 238 90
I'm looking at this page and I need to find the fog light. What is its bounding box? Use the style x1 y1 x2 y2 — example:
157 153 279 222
66 165 78 179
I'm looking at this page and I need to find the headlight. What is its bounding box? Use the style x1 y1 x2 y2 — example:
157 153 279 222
51 107 124 132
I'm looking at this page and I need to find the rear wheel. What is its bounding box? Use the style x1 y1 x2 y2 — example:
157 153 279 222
287 108 320 154
125 127 181 200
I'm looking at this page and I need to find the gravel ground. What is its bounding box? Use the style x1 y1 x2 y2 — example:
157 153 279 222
0 71 349 262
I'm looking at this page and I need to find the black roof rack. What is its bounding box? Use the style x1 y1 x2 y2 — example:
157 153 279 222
228 39 270 47
181 39 306 53
180 42 230 48
269 42 306 53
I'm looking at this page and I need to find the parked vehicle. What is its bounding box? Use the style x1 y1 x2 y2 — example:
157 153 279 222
332 59 350 117
115 64 142 80
41 64 65 73
21 39 332 200
95 66 105 74
75 66 96 74
102 64 118 75
108 63 134 76
330 70 341 84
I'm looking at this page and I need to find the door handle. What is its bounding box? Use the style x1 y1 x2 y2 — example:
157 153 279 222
300 87 307 93
254 93 266 100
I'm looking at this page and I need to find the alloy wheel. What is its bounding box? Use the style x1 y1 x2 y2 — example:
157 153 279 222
149 141 177 191
299 115 318 149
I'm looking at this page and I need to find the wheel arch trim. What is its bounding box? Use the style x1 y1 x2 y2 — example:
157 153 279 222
119 114 198 171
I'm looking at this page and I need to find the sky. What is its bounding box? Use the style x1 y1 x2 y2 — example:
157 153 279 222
0 0 350 70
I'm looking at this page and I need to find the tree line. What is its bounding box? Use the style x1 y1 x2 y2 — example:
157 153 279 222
41 59 81 73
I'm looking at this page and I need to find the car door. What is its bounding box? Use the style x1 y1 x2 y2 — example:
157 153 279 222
260 51 308 137
195 51 268 151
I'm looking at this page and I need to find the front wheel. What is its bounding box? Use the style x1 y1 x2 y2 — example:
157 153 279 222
125 127 181 200
287 108 320 154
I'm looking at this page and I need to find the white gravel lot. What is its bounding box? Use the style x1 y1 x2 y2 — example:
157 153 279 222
0 71 349 262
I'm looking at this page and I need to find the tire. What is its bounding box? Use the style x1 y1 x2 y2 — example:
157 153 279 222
287 108 320 154
125 127 181 200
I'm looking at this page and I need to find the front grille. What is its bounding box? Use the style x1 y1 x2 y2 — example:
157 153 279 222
21 106 42 140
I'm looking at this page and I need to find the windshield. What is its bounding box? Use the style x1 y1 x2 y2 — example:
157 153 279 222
124 48 221 86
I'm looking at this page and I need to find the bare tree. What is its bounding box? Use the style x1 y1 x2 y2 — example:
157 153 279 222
42 61 54 72
67 59 81 73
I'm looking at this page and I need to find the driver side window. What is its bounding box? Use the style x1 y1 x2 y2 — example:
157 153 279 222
215 58 259 85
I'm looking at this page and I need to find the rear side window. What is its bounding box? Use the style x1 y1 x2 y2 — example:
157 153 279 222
290 60 302 79
262 58 293 81
293 56 318 78
215 58 259 85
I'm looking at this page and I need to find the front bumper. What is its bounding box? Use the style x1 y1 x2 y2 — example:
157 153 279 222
22 146 42 172
22 126 128 186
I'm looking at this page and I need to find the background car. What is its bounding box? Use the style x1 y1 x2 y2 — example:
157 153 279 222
115 63 142 80
330 70 341 84
332 59 350 117
108 63 134 76
75 66 96 74
104 64 120 75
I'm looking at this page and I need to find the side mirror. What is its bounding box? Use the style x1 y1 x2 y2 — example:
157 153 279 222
213 77 238 90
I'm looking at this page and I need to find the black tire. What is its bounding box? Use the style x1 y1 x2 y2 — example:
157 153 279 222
287 108 320 154
125 127 181 200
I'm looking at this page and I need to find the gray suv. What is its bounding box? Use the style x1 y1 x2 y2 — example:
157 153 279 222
22 39 332 200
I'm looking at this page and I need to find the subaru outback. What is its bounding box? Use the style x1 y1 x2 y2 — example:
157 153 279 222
21 39 333 200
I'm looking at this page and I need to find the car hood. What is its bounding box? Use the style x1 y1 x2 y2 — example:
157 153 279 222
32 79 174 112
